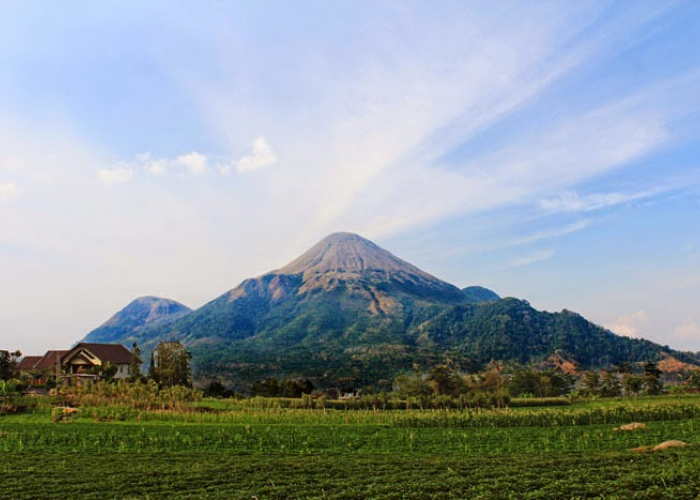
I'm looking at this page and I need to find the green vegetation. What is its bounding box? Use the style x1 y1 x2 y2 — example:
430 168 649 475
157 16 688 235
80 233 700 389
2 393 700 498
0 349 21 380
149 341 192 387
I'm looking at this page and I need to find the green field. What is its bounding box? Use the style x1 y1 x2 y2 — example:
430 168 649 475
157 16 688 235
2 396 700 499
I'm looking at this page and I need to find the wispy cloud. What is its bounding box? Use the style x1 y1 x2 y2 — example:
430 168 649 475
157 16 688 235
504 248 556 270
96 165 134 185
0 182 24 201
3 2 700 354
508 221 592 247
335 67 700 240
99 138 277 183
539 191 654 213
221 136 277 175
606 310 650 339
672 321 700 341
141 152 209 177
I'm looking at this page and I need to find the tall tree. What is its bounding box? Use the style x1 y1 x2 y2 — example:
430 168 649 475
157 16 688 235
600 370 622 397
130 343 143 381
0 350 21 380
150 341 191 387
580 371 602 396
643 361 663 395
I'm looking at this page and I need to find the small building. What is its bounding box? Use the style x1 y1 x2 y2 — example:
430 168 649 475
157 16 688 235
61 343 133 381
16 350 67 386
34 350 68 380
16 356 43 373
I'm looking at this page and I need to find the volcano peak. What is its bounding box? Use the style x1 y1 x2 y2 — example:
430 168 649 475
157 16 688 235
278 232 420 276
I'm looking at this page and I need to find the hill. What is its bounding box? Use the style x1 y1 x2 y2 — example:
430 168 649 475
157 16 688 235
81 233 698 388
83 296 192 344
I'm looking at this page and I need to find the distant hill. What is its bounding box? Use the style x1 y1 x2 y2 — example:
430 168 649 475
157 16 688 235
83 296 191 344
81 233 699 388
462 286 500 303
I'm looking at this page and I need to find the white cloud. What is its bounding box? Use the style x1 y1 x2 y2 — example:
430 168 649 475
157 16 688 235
0 182 24 201
222 136 277 175
139 154 168 177
672 322 700 341
140 152 208 177
96 166 134 185
505 248 556 270
539 191 654 213
108 146 273 180
509 221 591 247
176 152 208 175
606 310 650 338
330 69 699 239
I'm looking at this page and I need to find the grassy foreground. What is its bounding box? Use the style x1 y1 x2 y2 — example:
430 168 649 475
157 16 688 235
2 396 700 499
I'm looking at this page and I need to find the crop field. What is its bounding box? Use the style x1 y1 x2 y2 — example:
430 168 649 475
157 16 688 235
2 396 700 499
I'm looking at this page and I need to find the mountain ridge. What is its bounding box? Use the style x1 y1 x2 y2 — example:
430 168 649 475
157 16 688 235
80 232 698 387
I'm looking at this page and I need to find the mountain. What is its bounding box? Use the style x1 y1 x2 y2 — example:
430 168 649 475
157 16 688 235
83 296 192 344
143 232 476 356
81 233 698 388
462 286 500 303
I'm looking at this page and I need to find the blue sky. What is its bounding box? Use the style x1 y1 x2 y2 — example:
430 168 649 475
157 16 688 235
1 1 699 355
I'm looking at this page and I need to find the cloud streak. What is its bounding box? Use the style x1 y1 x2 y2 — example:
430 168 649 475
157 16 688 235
0 182 24 201
539 191 655 213
332 67 700 240
2 2 700 354
504 248 557 270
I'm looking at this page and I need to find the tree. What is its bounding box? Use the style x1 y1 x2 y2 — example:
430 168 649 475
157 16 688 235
251 377 280 397
684 371 700 393
150 342 191 387
642 361 663 395
148 350 156 380
600 370 622 397
623 374 644 395
580 371 601 397
508 368 571 398
392 373 432 397
508 369 540 397
130 343 143 381
99 361 118 381
427 365 461 396
0 350 21 380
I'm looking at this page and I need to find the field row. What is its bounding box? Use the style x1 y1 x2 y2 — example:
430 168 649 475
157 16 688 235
9 399 700 427
0 418 696 455
3 450 699 499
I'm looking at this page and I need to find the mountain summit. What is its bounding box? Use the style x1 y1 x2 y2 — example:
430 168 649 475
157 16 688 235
83 296 191 344
280 232 433 275
273 232 466 305
81 232 697 388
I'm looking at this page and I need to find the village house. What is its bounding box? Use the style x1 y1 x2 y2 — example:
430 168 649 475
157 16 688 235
62 343 133 381
18 343 133 383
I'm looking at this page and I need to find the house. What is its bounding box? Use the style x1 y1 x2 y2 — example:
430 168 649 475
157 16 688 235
16 350 67 386
16 356 43 372
33 350 68 380
61 343 133 381
17 343 134 384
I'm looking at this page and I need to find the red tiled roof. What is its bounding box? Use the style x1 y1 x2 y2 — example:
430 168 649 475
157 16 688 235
17 356 42 371
34 350 68 371
64 343 132 365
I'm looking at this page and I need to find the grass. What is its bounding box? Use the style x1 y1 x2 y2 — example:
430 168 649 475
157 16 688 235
3 450 699 499
2 396 700 498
